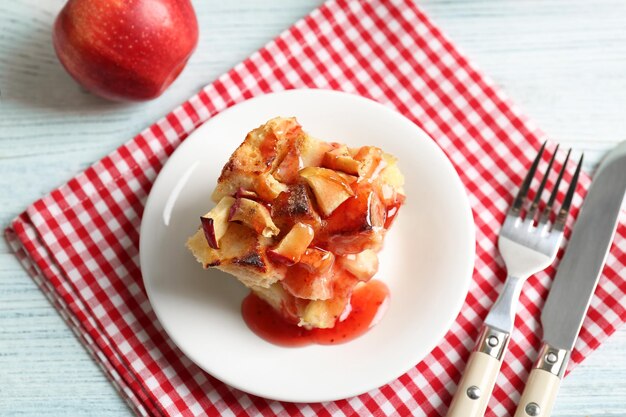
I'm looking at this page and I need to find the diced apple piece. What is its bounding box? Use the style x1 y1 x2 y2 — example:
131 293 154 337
255 172 287 200
281 248 336 300
266 222 314 266
200 196 236 249
380 153 405 191
234 187 259 200
200 218 218 249
338 249 379 281
354 146 387 180
228 197 280 238
258 129 279 167
274 146 303 183
299 271 358 328
299 248 335 275
300 299 341 328
282 265 333 300
299 167 355 217
331 187 386 231
320 187 387 254
323 186 386 233
322 147 361 175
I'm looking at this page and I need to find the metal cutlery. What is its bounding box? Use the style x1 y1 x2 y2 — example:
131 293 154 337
447 143 583 417
514 141 626 417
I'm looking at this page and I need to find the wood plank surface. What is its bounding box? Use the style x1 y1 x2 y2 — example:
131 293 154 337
1 0 624 415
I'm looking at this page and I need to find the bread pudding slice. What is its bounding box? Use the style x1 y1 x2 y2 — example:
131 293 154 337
187 117 405 329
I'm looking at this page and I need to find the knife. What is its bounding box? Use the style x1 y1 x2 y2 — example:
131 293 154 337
514 141 626 417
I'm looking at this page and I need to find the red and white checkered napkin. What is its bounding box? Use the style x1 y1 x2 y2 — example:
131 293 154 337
6 0 625 415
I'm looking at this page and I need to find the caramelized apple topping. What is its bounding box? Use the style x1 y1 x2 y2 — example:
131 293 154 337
323 185 386 234
322 146 361 175
187 117 406 330
298 247 335 275
255 172 288 200
354 146 387 180
300 270 359 328
266 222 315 266
274 143 303 184
299 166 356 217
258 130 280 168
282 247 337 300
228 197 280 238
234 187 260 201
200 196 236 249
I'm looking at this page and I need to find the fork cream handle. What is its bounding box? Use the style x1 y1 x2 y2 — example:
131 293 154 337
514 369 561 417
447 326 510 417
446 351 501 417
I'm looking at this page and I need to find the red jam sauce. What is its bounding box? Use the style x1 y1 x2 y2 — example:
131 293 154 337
241 280 389 347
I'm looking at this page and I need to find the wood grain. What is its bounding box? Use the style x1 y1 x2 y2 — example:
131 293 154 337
0 0 624 415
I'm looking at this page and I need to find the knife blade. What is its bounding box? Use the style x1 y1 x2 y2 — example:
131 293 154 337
541 142 626 351
515 141 626 417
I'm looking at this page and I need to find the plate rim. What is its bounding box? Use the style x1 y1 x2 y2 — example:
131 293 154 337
139 88 476 402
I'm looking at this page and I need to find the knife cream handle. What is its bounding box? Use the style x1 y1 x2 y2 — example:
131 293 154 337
514 369 561 417
514 343 571 417
446 326 510 417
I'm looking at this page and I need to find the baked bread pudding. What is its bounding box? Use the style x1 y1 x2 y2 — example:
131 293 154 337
187 117 405 329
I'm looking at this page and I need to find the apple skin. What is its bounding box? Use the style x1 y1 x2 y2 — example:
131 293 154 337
52 0 199 101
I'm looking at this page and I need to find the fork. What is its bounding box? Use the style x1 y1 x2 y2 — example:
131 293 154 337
447 143 583 417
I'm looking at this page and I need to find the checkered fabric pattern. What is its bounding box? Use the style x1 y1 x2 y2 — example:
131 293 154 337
5 0 626 415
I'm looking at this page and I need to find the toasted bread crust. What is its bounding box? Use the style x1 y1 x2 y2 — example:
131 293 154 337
212 117 303 202
187 224 285 288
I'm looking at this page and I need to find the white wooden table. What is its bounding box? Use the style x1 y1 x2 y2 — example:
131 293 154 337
1 0 624 415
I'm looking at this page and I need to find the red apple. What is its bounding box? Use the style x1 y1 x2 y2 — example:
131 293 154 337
52 0 199 101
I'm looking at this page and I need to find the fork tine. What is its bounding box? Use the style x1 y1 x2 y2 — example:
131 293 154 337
509 141 546 216
553 153 584 231
538 148 571 226
527 144 559 221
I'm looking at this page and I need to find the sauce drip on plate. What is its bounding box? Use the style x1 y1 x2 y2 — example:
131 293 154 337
241 280 389 347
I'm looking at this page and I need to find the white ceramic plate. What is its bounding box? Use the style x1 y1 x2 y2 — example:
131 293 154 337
140 89 475 402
